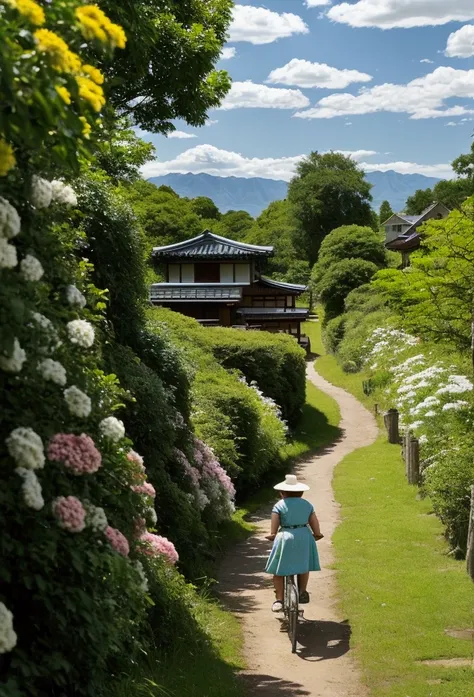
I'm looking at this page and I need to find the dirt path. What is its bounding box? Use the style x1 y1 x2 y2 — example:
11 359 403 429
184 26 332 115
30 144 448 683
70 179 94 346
218 361 379 697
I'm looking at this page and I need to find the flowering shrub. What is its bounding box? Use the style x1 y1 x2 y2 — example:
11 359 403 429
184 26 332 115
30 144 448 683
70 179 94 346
358 324 474 551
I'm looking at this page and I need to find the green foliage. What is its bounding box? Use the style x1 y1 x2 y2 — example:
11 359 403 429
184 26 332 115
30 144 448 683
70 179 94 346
245 200 310 284
314 258 379 323
424 445 474 553
210 210 255 240
405 188 434 215
288 151 374 265
147 309 289 494
379 200 393 223
314 224 386 282
190 196 221 220
323 315 346 354
97 0 233 134
373 201 474 350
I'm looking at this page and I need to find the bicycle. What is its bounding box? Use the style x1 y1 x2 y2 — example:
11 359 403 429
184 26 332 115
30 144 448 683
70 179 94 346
283 574 301 653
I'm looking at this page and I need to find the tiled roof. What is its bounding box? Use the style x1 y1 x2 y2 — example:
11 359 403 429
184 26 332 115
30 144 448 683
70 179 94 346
153 230 273 260
150 283 242 303
385 232 420 251
258 276 307 293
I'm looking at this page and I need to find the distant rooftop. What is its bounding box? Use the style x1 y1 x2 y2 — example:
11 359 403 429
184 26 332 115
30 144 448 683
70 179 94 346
153 230 273 261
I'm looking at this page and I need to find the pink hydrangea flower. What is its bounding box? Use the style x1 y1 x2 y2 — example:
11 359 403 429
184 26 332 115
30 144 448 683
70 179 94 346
131 482 156 498
127 450 145 471
194 438 236 498
104 526 130 557
138 532 179 564
53 496 86 533
48 433 101 475
133 517 147 537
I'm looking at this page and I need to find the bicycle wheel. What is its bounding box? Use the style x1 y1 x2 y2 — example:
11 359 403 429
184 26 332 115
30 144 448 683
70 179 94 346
285 576 299 653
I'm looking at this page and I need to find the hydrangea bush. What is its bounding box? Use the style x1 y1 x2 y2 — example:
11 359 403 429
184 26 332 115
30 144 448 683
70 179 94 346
361 325 474 551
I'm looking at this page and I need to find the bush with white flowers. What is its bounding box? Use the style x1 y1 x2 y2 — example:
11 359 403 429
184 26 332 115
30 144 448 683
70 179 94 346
67 319 95 348
64 385 92 418
20 254 44 282
99 416 125 442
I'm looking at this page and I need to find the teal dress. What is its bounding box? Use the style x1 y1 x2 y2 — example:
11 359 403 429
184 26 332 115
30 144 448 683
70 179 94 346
265 498 321 576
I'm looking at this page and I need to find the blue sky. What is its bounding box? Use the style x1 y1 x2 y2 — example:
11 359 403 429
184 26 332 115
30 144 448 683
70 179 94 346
141 0 474 182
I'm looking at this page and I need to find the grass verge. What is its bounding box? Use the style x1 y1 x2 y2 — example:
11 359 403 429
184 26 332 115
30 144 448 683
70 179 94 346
309 313 474 696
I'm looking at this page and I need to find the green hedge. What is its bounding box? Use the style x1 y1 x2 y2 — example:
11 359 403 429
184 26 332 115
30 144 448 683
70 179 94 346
147 309 288 495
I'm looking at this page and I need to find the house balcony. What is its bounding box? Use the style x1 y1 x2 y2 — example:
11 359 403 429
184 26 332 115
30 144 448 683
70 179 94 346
150 283 243 303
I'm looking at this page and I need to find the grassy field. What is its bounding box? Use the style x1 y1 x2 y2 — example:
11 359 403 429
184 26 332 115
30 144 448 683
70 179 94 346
308 316 474 696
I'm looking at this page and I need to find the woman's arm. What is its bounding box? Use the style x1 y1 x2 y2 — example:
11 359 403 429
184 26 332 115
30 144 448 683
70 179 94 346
265 512 280 541
309 512 324 540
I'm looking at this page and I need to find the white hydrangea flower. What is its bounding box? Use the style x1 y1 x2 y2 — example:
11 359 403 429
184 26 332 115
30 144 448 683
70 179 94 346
146 506 157 526
86 504 108 532
408 420 424 431
37 358 67 386
196 489 210 510
31 312 61 353
0 197 21 239
21 254 44 282
134 560 149 593
65 285 86 309
0 238 18 269
16 468 44 510
0 338 26 373
51 180 78 207
67 319 95 348
424 410 437 418
442 401 469 411
0 602 17 654
418 435 428 445
64 385 92 418
31 176 53 209
6 427 45 470
99 416 125 442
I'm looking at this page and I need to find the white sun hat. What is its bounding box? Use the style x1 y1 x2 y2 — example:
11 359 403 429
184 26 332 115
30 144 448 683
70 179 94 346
274 474 309 492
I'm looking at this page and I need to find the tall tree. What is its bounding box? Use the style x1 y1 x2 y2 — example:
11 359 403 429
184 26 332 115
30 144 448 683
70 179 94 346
405 188 434 215
97 0 233 133
379 200 394 223
288 151 373 265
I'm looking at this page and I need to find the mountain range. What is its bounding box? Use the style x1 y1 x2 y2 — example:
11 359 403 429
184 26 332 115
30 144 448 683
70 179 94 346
148 171 441 218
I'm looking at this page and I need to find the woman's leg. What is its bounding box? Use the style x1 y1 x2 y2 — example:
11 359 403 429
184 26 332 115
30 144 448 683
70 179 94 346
273 575 284 601
297 572 309 593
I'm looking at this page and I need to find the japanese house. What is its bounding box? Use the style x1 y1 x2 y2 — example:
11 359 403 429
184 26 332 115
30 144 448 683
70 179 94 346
150 230 309 342
383 202 450 266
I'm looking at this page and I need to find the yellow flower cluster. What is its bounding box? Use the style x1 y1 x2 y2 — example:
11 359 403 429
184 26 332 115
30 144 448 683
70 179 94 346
81 64 104 86
79 116 92 139
75 5 127 49
76 76 105 112
0 139 16 176
34 29 81 73
55 85 72 105
4 0 45 26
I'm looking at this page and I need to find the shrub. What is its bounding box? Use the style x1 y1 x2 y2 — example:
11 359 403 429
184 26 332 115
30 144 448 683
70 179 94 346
315 258 379 323
314 224 386 283
323 315 346 354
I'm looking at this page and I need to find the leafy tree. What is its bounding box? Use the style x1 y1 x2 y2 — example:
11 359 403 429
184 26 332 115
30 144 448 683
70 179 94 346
97 0 233 134
314 258 379 322
405 188 434 215
379 200 394 223
433 178 472 210
94 120 155 184
211 209 255 240
314 224 386 281
190 196 221 220
452 139 474 180
374 200 474 350
288 151 374 265
245 200 310 284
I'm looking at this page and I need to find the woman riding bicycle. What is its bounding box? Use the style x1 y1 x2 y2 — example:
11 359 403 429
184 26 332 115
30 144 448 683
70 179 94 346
265 474 323 612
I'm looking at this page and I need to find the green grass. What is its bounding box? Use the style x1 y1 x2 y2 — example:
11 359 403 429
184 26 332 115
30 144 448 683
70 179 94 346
309 311 474 696
334 437 474 697
109 593 245 697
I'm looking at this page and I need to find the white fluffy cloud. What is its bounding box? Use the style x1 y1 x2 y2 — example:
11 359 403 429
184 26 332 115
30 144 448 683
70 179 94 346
327 0 474 29
268 58 372 89
420 58 434 64
168 131 197 139
294 66 474 119
141 144 451 182
220 81 310 110
228 5 308 44
446 25 474 58
306 0 332 6
221 47 236 60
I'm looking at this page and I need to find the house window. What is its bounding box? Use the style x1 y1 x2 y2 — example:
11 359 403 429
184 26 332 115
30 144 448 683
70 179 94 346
195 263 220 283
393 224 402 233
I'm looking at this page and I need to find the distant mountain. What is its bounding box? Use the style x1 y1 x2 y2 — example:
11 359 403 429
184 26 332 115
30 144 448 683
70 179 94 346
148 171 441 217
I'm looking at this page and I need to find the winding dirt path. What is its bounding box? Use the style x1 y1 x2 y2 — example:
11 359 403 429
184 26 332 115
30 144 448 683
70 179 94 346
218 361 378 697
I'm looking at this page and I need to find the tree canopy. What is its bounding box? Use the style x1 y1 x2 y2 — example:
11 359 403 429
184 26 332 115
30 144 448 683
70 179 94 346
97 0 233 134
379 200 393 224
315 258 379 323
288 151 374 265
315 224 386 278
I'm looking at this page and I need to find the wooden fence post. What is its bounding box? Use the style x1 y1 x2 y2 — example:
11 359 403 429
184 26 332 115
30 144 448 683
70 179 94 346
467 486 474 582
383 408 399 444
407 437 420 485
404 429 411 478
